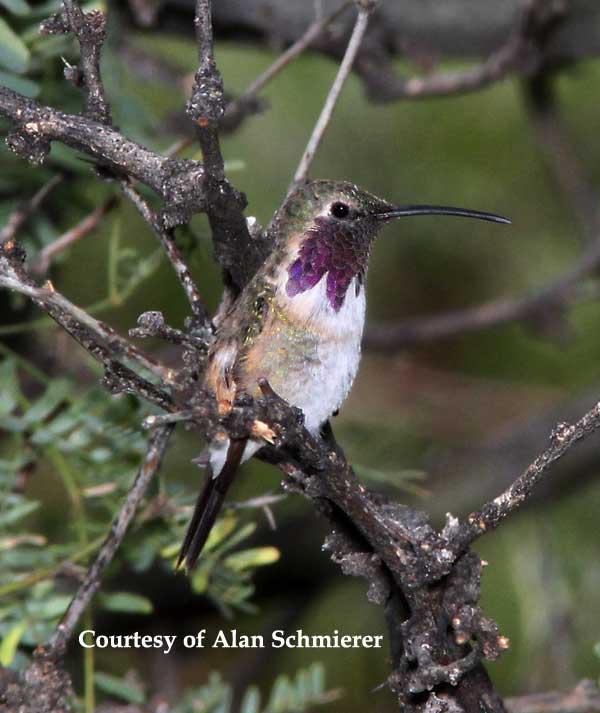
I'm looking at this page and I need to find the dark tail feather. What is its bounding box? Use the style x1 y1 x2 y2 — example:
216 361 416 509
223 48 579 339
177 439 246 572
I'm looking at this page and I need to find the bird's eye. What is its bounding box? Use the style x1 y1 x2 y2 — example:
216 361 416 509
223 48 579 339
330 202 350 219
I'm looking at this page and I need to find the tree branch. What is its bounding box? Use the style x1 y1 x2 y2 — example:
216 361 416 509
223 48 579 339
292 1 375 188
41 0 112 125
525 73 599 245
426 385 600 521
447 399 600 554
31 196 117 274
356 0 567 102
0 86 206 228
0 174 63 243
209 380 600 708
186 0 258 293
120 181 211 329
43 425 174 658
363 266 599 350
0 241 177 408
364 68 600 351
203 0 595 104
224 1 353 130
506 681 600 713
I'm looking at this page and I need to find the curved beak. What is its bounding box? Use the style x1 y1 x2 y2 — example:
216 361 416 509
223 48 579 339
375 205 511 225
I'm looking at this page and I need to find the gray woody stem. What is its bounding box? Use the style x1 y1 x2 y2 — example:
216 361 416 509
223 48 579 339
45 425 174 657
292 3 374 188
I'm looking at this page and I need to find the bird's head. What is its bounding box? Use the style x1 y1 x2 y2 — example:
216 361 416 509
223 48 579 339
271 179 509 312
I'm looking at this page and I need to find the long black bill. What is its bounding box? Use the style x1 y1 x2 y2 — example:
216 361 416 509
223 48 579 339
376 205 511 225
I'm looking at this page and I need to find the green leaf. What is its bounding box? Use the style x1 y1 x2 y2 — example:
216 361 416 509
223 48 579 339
0 359 20 417
32 593 72 619
211 521 256 555
190 564 211 595
25 0 60 16
203 514 239 550
0 416 26 432
29 409 79 445
0 620 27 666
0 70 38 97
0 0 31 16
223 159 245 173
159 541 181 559
46 144 93 174
267 675 297 713
0 0 30 16
239 686 260 713
308 663 325 698
24 380 70 425
223 546 280 572
0 17 30 73
0 499 39 527
98 592 153 615
87 446 114 463
94 672 145 705
0 454 33 480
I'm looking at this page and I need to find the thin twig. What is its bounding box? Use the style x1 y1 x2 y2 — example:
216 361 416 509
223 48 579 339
449 400 600 554
506 680 600 713
361 39 521 101
45 425 173 657
357 0 567 102
170 1 353 144
130 310 207 348
2 0 596 708
143 409 207 428
229 492 287 511
225 1 353 124
230 493 287 531
31 120 208 274
120 181 210 326
32 196 117 274
163 135 194 158
185 0 256 293
525 75 599 245
42 0 111 124
363 279 594 351
0 175 63 243
364 72 600 352
29 119 211 278
0 241 177 392
63 0 111 124
187 0 225 178
0 86 207 228
292 2 374 188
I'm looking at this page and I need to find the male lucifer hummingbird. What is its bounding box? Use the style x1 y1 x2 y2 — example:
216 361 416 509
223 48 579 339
177 180 510 571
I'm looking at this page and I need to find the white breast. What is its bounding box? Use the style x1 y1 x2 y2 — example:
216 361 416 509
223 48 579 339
277 274 366 433
210 274 366 475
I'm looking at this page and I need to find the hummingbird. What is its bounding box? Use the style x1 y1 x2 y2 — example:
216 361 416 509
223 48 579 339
177 180 510 571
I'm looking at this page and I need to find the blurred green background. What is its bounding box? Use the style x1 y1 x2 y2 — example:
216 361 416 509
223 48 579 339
1 2 600 710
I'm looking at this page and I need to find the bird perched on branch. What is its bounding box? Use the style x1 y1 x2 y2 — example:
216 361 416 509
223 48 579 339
177 179 509 571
